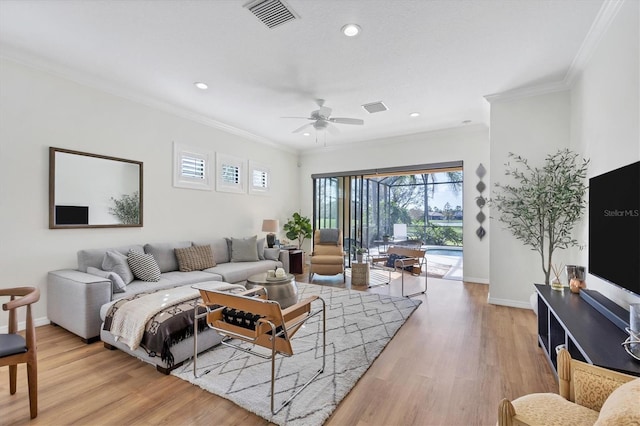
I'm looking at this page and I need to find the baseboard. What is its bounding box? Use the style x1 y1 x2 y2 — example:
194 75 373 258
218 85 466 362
0 316 50 333
487 297 533 310
463 276 489 284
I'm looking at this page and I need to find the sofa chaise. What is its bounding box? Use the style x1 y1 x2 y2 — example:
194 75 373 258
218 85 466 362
47 236 290 373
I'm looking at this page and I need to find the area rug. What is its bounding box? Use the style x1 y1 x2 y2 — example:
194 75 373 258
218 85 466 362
172 282 421 426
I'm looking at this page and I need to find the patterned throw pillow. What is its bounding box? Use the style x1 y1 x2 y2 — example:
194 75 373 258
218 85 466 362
174 245 216 272
127 249 161 282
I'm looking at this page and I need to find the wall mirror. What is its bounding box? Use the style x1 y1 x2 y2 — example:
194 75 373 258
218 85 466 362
49 147 143 229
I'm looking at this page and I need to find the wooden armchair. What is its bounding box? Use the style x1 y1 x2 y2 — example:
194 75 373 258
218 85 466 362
194 286 326 414
0 287 40 419
370 246 427 297
498 348 639 426
308 229 345 282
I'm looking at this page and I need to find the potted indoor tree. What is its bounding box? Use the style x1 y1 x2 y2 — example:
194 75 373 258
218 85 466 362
493 149 589 286
283 212 313 249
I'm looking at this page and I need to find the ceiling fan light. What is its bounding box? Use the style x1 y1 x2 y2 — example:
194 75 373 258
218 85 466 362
341 24 361 37
303 132 310 136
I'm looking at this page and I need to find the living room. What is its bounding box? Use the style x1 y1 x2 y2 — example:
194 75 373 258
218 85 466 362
1 0 639 425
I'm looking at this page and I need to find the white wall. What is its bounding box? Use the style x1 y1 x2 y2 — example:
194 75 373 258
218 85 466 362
0 58 300 328
298 124 491 284
488 90 572 308
571 0 640 308
488 0 639 309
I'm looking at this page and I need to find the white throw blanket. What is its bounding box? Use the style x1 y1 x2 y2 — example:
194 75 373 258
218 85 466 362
109 282 245 350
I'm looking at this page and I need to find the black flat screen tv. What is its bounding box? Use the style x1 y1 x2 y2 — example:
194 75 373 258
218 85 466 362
588 161 640 296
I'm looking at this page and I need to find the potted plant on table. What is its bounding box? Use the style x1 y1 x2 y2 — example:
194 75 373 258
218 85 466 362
283 212 313 250
492 149 589 286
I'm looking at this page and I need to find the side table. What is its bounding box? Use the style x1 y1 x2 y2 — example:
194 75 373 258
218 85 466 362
287 249 304 274
351 262 369 287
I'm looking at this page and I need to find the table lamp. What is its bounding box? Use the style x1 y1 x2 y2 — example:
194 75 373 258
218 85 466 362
262 219 279 248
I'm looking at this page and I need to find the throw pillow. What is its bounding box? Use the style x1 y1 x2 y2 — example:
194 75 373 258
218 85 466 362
319 229 340 245
174 245 216 272
127 249 161 282
257 237 266 260
230 236 259 262
102 250 135 284
595 378 640 426
87 266 127 293
264 247 280 261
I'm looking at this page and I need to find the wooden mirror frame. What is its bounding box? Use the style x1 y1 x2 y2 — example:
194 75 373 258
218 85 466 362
49 147 144 229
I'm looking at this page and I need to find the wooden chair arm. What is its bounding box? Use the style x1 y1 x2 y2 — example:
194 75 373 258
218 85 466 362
497 399 516 426
1 287 40 311
282 295 319 318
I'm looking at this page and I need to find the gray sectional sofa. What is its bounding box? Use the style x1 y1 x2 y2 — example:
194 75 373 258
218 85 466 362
48 237 289 343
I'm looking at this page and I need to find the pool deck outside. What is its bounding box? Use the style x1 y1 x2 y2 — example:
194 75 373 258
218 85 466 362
364 244 463 281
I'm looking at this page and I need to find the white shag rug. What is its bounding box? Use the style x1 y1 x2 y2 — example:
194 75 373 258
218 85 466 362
172 282 421 426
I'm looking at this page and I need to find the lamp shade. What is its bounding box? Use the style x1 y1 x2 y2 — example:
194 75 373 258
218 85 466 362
262 219 279 233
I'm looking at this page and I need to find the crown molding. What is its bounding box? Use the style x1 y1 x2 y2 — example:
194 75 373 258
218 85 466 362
0 48 296 154
563 0 625 85
483 80 569 104
300 122 489 156
484 0 625 104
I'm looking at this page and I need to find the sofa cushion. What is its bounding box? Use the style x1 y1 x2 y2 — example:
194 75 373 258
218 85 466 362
127 250 161 282
87 266 126 293
174 245 216 272
230 236 259 262
79 244 144 272
194 239 230 264
144 241 192 273
595 378 640 426
205 260 280 283
102 250 136 284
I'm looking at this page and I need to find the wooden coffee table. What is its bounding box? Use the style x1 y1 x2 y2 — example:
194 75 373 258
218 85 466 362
246 272 298 308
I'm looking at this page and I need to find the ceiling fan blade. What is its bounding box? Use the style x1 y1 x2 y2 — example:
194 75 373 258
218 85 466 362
281 116 313 120
319 106 332 119
292 122 313 133
330 117 364 125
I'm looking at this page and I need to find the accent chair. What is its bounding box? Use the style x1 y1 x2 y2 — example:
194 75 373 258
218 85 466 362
308 229 345 282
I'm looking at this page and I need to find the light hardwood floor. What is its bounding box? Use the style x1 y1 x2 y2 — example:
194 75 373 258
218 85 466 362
1 274 556 426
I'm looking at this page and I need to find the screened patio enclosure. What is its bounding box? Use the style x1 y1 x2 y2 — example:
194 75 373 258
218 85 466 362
311 161 464 269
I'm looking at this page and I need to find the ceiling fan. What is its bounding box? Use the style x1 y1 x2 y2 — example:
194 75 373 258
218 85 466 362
283 99 364 134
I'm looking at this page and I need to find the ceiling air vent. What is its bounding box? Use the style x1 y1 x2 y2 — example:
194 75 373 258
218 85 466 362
362 101 389 114
244 0 299 29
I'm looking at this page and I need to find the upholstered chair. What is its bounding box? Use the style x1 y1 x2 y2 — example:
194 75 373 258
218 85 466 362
0 287 40 419
498 348 639 426
308 229 345 282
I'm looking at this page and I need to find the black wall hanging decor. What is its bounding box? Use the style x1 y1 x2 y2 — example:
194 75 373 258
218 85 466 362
475 163 487 240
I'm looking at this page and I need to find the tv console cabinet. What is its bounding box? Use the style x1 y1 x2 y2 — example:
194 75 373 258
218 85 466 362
535 284 640 377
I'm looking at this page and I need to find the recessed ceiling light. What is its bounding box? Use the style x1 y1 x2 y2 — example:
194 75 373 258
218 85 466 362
341 24 361 37
303 132 310 136
409 112 420 117
194 82 208 90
